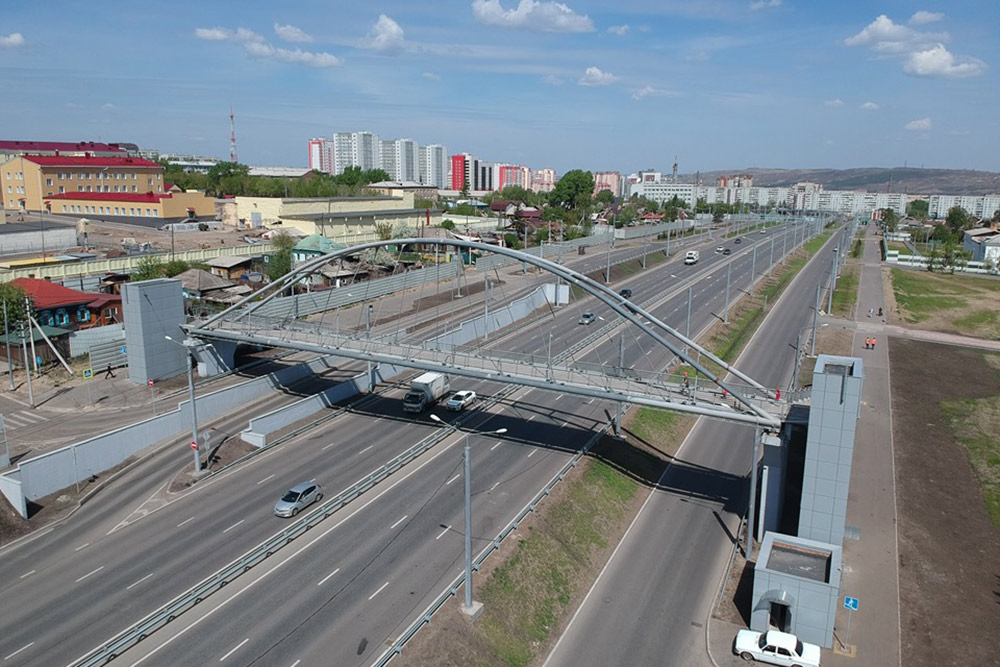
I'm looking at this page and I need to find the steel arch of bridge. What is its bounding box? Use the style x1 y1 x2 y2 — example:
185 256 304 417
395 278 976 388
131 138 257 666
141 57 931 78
193 237 781 428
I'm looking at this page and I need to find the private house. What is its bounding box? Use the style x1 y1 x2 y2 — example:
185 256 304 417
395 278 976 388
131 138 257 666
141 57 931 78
11 277 122 328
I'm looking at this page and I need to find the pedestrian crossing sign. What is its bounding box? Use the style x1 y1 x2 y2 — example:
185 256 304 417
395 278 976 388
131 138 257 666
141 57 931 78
83 369 93 379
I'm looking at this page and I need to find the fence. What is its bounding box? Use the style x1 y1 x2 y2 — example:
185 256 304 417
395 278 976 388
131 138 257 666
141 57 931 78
885 251 994 274
0 355 348 516
474 234 608 272
69 323 125 358
614 220 691 240
252 258 462 319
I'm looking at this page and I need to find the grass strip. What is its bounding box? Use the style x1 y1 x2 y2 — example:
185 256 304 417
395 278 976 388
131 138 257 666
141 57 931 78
940 395 1000 528
831 265 859 318
476 459 638 667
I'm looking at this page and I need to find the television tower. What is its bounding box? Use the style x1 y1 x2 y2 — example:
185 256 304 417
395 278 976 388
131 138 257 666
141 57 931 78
229 107 238 163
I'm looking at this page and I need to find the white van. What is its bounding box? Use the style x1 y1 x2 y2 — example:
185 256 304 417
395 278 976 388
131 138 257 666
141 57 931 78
684 250 699 265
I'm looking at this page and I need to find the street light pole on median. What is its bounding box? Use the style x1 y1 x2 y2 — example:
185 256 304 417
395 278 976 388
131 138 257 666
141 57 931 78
165 335 201 475
430 414 507 617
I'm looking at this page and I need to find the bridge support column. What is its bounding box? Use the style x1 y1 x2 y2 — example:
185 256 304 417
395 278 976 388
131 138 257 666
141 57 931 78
367 360 375 393
614 402 623 438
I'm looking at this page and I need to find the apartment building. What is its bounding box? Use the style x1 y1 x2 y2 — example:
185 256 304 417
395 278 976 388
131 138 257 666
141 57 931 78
497 164 532 191
593 171 622 197
419 144 447 188
531 167 557 192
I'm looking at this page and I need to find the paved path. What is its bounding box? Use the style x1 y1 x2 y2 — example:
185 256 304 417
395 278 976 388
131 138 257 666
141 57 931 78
822 314 1000 353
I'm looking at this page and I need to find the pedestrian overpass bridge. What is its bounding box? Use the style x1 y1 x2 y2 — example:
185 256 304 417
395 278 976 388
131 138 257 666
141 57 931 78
188 238 786 429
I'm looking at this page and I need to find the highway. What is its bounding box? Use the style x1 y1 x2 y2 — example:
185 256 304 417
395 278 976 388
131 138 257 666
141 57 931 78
0 222 812 666
544 225 848 667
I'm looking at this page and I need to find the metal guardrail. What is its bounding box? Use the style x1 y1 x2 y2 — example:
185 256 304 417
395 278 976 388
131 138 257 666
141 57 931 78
70 224 814 665
370 420 611 667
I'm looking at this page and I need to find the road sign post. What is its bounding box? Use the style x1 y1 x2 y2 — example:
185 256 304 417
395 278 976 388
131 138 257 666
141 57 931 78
83 368 93 406
148 378 156 416
843 595 860 648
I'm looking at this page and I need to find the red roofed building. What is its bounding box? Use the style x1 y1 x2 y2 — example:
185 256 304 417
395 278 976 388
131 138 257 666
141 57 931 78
11 277 123 329
2 154 214 219
0 140 129 164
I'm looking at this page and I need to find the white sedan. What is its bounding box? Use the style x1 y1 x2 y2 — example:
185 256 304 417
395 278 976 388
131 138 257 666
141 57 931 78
734 629 821 666
716 246 724 253
446 390 477 411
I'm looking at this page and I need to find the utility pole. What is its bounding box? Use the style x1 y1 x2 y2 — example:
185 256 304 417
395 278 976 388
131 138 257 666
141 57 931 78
746 426 761 558
605 237 612 283
768 235 774 276
724 259 732 324
3 297 12 391
19 321 33 408
827 259 836 314
685 286 692 355
750 245 757 297
811 283 820 355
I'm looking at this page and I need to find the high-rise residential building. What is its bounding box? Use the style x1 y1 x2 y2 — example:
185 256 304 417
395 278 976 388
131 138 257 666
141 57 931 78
717 174 754 188
450 153 494 192
593 171 622 198
419 144 447 188
308 138 333 173
531 168 557 192
380 138 420 182
496 164 532 192
320 131 381 175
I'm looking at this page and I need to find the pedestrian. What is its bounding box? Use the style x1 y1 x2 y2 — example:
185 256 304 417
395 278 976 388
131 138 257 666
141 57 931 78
878 307 883 317
865 337 871 349
104 364 115 379
868 308 873 318
872 336 877 350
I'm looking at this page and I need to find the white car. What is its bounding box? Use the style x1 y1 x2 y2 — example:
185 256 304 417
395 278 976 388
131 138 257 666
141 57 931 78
446 390 477 411
715 246 724 253
734 629 821 666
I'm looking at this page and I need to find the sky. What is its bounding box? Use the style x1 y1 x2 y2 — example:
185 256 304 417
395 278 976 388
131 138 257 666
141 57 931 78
1 1 997 175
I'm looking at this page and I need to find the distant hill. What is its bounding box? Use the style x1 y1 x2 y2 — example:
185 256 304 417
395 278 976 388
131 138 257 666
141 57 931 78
684 167 1000 196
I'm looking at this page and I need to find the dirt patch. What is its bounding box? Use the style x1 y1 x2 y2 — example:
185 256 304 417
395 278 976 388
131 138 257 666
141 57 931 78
889 338 1000 667
796 324 854 388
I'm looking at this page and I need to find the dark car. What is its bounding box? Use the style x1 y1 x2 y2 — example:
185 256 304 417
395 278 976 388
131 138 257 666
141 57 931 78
734 238 742 244
619 288 632 299
722 248 732 255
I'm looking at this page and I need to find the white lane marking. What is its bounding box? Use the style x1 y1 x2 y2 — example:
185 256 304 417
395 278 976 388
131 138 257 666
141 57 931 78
527 450 536 458
490 482 500 491
435 525 451 540
76 566 104 583
19 570 35 579
219 638 249 662
389 515 408 530
560 421 569 428
368 581 390 600
490 441 502 451
527 415 536 421
317 568 340 586
222 520 245 534
585 398 595 404
256 474 275 486
3 642 34 660
289 661 300 667
177 516 196 528
358 445 374 454
120 430 465 667
554 394 562 401
126 572 156 590
321 442 337 451
75 542 90 552
446 473 460 485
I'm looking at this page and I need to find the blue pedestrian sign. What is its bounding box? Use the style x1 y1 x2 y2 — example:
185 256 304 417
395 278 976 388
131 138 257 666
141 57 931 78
120 346 127 355
844 596 860 611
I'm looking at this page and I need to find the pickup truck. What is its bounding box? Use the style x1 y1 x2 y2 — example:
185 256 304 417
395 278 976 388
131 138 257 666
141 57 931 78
684 250 700 265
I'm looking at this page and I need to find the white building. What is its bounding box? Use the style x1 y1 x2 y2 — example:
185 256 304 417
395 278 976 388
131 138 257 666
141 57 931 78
929 194 1000 219
379 138 420 183
419 144 447 188
531 167 557 192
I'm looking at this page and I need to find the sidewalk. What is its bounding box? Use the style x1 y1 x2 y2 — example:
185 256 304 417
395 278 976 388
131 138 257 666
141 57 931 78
705 224 901 666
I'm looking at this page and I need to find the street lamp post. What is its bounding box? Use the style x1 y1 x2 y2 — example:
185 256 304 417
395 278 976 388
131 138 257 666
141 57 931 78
165 335 201 475
429 414 507 617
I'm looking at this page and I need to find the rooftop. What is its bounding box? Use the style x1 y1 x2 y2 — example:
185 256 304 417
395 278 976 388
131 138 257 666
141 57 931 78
18 155 161 168
0 140 127 154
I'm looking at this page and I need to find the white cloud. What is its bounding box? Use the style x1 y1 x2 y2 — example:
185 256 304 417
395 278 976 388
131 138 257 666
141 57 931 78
824 98 844 107
631 85 677 101
860 101 880 110
243 41 341 68
542 74 564 86
0 32 25 48
274 23 314 43
366 14 406 54
904 44 986 78
844 14 946 54
472 0 594 33
196 25 340 67
578 66 617 86
194 27 264 43
749 0 781 10
101 103 117 111
608 25 629 36
905 117 932 131
423 72 441 81
909 10 944 25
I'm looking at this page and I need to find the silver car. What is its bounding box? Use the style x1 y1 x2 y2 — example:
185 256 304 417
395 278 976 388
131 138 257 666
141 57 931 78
273 480 323 518
446 390 477 411
578 312 596 325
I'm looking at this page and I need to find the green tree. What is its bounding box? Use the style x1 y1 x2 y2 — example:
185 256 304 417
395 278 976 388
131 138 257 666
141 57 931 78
206 162 250 197
497 185 540 206
595 189 615 205
880 208 899 233
163 259 189 277
906 199 929 220
548 170 594 210
459 178 470 199
0 283 30 324
945 206 971 237
451 203 480 217
374 222 394 241
266 232 296 282
414 197 435 210
439 219 456 231
503 233 522 249
131 256 164 282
